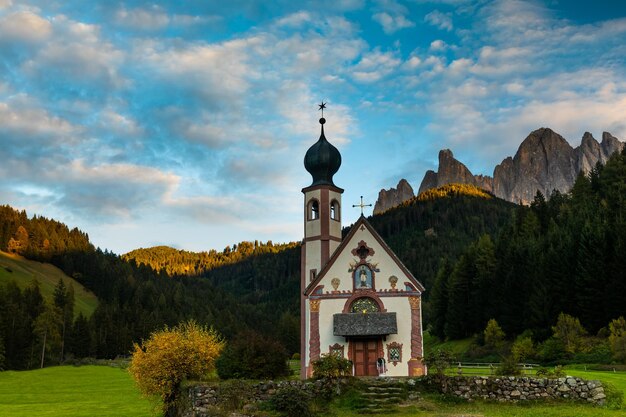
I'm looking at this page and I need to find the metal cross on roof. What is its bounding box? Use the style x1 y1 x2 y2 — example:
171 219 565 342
352 195 372 216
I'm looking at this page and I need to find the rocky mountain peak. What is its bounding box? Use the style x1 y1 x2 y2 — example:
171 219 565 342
417 149 493 195
376 128 625 213
373 179 415 214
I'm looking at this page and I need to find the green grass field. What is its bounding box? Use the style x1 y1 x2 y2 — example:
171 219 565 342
423 331 474 358
0 250 98 318
0 365 160 417
331 395 625 417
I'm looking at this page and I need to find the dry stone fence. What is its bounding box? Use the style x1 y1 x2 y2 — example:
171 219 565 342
440 375 606 405
184 375 606 416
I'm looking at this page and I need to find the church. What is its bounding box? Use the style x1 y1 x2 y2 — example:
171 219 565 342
300 110 427 378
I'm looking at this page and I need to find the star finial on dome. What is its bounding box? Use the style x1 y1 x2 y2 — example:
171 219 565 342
318 101 326 118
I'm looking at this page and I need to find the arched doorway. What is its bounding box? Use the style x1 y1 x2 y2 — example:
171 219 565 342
349 297 381 376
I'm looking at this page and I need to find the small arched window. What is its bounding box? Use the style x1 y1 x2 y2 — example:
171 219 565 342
308 200 319 220
330 200 340 221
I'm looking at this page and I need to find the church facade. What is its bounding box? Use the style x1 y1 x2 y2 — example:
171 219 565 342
300 114 426 378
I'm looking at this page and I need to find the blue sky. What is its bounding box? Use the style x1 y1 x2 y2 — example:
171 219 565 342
1 0 626 254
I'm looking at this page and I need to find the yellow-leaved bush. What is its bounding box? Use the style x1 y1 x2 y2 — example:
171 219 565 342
129 320 224 411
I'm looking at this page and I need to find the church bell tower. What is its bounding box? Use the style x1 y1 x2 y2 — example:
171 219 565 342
301 107 343 377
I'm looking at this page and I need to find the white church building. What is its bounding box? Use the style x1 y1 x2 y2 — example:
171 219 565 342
300 112 426 378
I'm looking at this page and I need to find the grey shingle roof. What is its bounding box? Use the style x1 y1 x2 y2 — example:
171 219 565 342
333 312 398 336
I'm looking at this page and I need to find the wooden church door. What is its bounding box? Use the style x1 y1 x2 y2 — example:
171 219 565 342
352 339 379 376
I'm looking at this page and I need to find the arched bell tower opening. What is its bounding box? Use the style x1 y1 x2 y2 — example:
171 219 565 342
301 106 344 378
330 200 340 221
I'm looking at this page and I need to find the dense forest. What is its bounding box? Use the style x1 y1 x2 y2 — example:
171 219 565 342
430 148 626 344
0 182 514 370
0 207 301 369
4 143 625 369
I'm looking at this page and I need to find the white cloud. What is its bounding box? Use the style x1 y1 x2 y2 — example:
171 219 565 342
27 41 124 87
372 12 414 34
424 10 453 31
429 39 447 51
352 49 401 82
275 11 312 27
115 6 169 30
171 14 220 26
98 109 143 137
139 36 261 103
403 55 422 69
0 10 51 43
0 97 78 141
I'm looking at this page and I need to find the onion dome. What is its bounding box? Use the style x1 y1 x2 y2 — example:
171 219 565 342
304 117 342 187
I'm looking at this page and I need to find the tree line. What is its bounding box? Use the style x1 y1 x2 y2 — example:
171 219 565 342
0 206 301 369
430 148 626 346
0 181 521 370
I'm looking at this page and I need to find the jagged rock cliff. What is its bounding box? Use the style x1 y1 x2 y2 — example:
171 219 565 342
375 128 624 211
421 128 624 205
418 149 492 195
373 179 414 214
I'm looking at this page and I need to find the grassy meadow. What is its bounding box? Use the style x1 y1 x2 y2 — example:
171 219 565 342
0 365 160 417
0 250 98 317
0 362 624 417
331 396 626 417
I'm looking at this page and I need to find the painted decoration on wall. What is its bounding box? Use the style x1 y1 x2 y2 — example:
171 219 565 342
331 277 340 291
329 343 345 358
354 265 373 289
350 297 379 314
351 240 375 259
389 275 398 289
386 342 403 366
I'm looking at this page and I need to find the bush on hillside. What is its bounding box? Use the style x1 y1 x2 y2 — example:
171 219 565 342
269 385 314 417
537 337 568 363
609 317 626 363
535 365 565 378
216 331 290 380
484 319 505 350
495 355 521 376
311 354 353 379
511 335 535 362
424 349 454 391
552 313 587 355
128 321 224 416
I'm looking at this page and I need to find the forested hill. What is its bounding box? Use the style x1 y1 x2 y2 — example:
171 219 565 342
0 183 515 370
431 147 626 343
0 205 300 368
367 183 511 293
123 241 298 278
125 183 516 312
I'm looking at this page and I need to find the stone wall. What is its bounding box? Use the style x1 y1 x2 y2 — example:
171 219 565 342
184 375 606 416
441 376 606 406
185 379 329 416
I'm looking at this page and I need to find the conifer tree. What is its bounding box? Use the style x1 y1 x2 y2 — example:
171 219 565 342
429 259 452 339
609 317 626 363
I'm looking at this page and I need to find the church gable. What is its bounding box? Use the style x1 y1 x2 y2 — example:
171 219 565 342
304 216 424 296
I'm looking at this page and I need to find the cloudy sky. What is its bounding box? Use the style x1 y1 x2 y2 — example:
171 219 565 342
2 0 626 254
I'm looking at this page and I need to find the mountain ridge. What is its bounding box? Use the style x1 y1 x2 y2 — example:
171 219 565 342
374 128 624 212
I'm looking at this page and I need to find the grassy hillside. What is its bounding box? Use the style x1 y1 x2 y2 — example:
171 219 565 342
0 250 98 318
0 365 160 416
423 331 474 358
